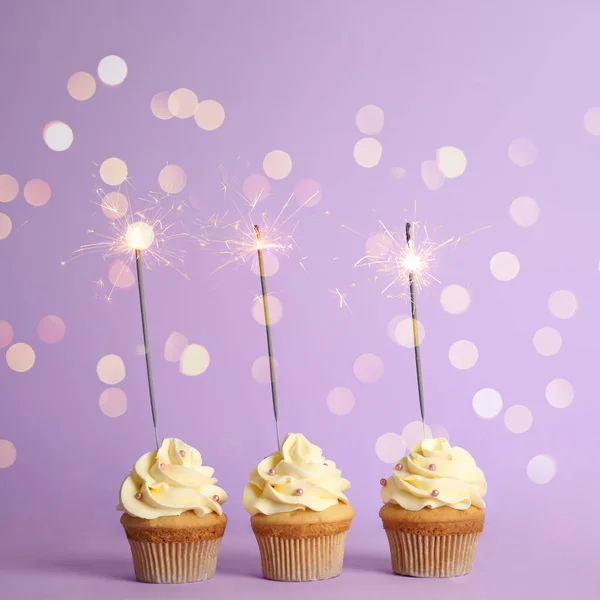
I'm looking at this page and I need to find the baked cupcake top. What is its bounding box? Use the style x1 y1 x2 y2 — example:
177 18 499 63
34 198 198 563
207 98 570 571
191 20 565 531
243 432 351 515
118 438 227 519
381 437 486 511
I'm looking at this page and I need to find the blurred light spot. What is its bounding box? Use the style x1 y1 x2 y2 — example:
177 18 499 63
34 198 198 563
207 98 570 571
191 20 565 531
354 138 382 168
391 167 407 180
251 252 279 277
188 194 202 209
125 222 154 250
0 174 18 203
0 440 16 468
546 378 574 408
355 104 384 134
168 88 198 119
448 340 479 370
151 91 173 120
436 146 467 178
533 327 562 356
194 99 225 130
37 315 65 344
394 318 425 348
6 343 35 372
376 432 406 463
98 55 127 86
96 354 125 384
180 344 210 376
263 150 292 180
99 387 127 417
365 232 393 257
327 387 355 416
583 107 600 135
548 290 578 319
252 295 283 325
490 251 520 281
108 259 135 289
430 424 450 442
0 213 12 240
101 191 128 219
402 421 433 450
509 196 539 227
504 405 533 434
43 121 73 152
134 344 146 356
23 179 51 207
421 160 445 190
252 355 279 385
158 164 187 194
473 388 502 419
0 321 14 348
294 179 322 207
100 157 128 186
440 284 471 315
164 332 188 363
527 454 556 484
353 353 384 383
67 71 96 101
243 174 270 204
509 137 537 167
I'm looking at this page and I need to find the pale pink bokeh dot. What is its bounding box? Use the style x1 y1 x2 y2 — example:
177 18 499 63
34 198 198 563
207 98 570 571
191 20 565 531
164 332 189 363
429 424 451 442
353 138 382 168
168 88 198 119
0 213 12 240
251 252 279 277
394 317 426 348
67 71 96 101
0 440 17 468
508 137 537 167
436 146 467 178
504 404 533 434
37 315 66 344
376 433 406 463
159 165 187 194
355 104 384 135
294 179 322 207
194 99 225 130
402 421 433 450
43 120 73 152
440 284 471 315
252 295 283 325
448 340 479 370
96 354 126 384
0 174 19 203
101 191 128 220
365 232 393 257
584 107 600 135
527 454 557 484
243 174 271 205
0 321 14 348
263 150 293 180
100 157 128 186
99 388 128 417
108 259 135 289
97 55 127 86
326 387 355 416
421 160 445 191
6 342 36 372
473 388 502 419
23 179 51 207
151 91 174 120
179 344 210 376
252 356 280 385
533 327 562 356
353 353 384 383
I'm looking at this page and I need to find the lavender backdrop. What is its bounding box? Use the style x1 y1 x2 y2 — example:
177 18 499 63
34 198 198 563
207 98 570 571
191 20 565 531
1 1 599 597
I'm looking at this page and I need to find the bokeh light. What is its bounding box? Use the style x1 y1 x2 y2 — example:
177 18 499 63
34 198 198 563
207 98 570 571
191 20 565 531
252 295 283 325
533 327 562 356
125 221 155 250
6 343 35 372
164 332 188 363
391 167 407 180
472 388 502 419
376 432 406 463
0 213 12 240
448 340 479 370
326 387 355 416
263 150 292 179
0 440 16 468
508 137 537 167
108 259 135 289
440 284 471 315
23 179 51 207
504 404 533 434
251 252 279 277
99 388 127 417
243 173 270 204
180 344 210 376
402 421 433 450
545 378 574 408
100 157 128 186
67 71 96 101
0 321 14 348
194 99 225 130
430 424 451 442
509 196 540 227
353 137 382 168
353 353 384 383
101 191 128 219
43 121 73 151
251 355 279 385
527 454 556 484
583 107 600 135
436 146 467 178
158 164 187 194
96 354 125 385
421 160 445 191
150 91 174 120
394 317 425 347
0 174 18 203
294 178 322 207
37 315 66 344
365 232 393 257
548 289 578 319
97 55 128 86
490 251 520 281
168 88 198 119
355 104 384 134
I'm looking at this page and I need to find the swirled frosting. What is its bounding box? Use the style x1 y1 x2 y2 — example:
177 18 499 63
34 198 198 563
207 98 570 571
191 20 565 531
381 438 486 511
118 438 227 519
243 433 351 515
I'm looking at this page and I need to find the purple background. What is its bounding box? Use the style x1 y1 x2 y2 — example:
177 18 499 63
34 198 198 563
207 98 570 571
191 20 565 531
1 1 599 597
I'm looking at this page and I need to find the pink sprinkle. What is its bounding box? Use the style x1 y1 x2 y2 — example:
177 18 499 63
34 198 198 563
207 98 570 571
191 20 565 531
179 450 186 458
135 492 143 500
295 488 304 496
428 464 437 471
432 489 439 497
395 463 403 471
380 478 387 487
159 464 166 471
323 463 328 467
212 495 220 503
268 468 276 476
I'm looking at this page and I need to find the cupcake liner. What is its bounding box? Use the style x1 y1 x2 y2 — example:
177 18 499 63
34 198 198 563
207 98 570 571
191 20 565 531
255 532 348 581
128 538 222 584
384 530 481 578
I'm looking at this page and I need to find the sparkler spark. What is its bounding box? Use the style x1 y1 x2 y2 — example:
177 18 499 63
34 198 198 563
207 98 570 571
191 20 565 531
330 288 352 312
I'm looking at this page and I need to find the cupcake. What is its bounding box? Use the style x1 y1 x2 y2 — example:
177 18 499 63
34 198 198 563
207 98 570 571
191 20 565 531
243 433 354 582
118 438 228 584
380 437 487 578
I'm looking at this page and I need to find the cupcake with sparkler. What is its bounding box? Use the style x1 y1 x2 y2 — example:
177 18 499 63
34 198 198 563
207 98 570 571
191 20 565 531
379 437 487 577
243 433 354 581
118 438 228 584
